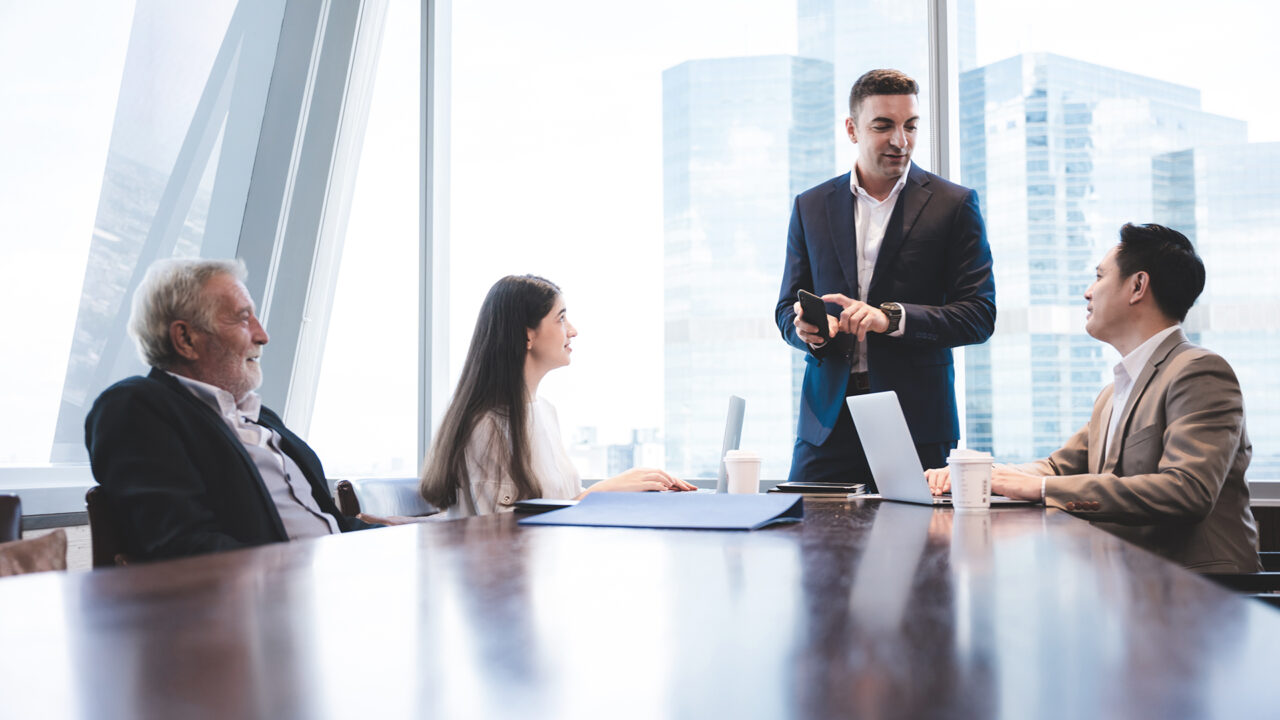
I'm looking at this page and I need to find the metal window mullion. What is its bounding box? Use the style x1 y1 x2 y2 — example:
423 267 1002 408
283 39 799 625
421 0 451 464
928 0 960 182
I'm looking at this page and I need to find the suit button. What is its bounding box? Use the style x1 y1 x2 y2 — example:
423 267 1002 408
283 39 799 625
1066 502 1076 511
1091 502 1100 511
502 494 512 503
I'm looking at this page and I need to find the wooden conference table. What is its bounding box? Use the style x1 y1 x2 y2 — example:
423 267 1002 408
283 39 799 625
0 499 1277 719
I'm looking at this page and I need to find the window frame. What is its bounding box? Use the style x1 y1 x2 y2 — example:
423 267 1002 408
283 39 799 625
0 0 391 514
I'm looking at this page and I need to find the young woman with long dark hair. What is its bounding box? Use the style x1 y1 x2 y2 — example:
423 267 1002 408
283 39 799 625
421 275 693 516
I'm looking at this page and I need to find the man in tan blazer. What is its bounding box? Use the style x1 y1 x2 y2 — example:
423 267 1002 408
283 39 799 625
928 223 1260 573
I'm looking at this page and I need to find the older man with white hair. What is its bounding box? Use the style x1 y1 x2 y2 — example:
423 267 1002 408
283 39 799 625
85 258 373 562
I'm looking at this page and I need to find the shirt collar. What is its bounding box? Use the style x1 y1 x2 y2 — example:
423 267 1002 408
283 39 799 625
1115 325 1181 384
850 164 910 203
167 371 262 423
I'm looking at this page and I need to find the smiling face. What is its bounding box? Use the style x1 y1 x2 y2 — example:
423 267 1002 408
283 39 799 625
1084 245 1131 344
525 295 576 376
184 272 270 399
847 93 919 189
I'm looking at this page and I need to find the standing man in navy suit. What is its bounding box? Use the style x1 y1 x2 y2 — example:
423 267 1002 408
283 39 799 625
776 69 996 487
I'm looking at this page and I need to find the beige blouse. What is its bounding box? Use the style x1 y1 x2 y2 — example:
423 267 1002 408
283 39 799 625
443 397 583 517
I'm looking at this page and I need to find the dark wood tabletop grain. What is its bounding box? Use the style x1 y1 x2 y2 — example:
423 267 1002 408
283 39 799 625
0 499 1275 719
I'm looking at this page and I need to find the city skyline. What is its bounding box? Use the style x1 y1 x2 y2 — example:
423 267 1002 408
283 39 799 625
7 1 1280 486
960 52 1251 461
662 54 833 479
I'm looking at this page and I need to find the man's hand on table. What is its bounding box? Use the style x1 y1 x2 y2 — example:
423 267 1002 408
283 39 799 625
990 466 1042 502
927 464 1044 503
925 467 951 496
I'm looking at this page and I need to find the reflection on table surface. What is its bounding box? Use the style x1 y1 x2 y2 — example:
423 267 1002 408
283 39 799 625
0 500 1276 719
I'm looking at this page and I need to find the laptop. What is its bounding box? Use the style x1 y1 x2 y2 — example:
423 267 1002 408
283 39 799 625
845 391 1032 507
714 396 746 493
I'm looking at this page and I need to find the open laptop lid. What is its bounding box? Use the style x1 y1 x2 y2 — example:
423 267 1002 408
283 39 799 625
846 391 938 504
715 396 746 494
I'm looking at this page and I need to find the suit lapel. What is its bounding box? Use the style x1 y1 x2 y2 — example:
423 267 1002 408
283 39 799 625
824 173 861 295
150 368 288 538
869 164 931 297
1101 329 1189 473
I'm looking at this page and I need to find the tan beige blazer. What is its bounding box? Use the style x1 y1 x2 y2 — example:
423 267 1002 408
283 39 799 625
1015 329 1260 573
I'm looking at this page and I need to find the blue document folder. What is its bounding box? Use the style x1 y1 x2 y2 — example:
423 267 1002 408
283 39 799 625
517 492 803 530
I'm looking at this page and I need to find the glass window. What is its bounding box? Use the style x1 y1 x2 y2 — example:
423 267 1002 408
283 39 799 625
0 3 134 466
448 1 930 480
0 0 285 467
962 0 1280 475
308 0 421 479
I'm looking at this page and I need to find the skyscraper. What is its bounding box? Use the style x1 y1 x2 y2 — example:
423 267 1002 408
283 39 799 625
797 0 976 175
1154 143 1280 477
960 53 1248 460
662 56 833 479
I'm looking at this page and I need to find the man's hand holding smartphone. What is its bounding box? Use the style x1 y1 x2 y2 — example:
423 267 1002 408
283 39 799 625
795 290 838 347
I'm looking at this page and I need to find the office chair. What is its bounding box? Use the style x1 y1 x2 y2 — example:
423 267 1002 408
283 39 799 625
1205 572 1280 593
333 478 438 519
85 486 130 568
1248 593 1280 610
0 494 20 543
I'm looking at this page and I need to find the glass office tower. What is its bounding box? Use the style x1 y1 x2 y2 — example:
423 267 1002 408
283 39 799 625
797 0 975 175
662 56 833 479
1153 143 1280 477
960 53 1248 460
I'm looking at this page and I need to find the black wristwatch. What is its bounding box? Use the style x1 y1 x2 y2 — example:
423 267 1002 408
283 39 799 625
879 302 903 334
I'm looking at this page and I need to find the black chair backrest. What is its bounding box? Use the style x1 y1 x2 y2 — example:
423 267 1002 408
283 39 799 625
1204 572 1280 593
332 478 437 519
335 480 361 517
0 494 20 543
85 487 130 568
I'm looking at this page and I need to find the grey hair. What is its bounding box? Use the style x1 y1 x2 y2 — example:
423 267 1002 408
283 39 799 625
128 258 248 369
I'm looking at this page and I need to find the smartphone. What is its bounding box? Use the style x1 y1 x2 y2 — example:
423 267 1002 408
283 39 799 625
796 289 831 342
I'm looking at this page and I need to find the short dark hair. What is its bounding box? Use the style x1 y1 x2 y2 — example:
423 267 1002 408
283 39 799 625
1113 223 1205 322
849 69 919 119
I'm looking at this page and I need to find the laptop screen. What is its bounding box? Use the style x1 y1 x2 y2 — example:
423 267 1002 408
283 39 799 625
715 396 746 493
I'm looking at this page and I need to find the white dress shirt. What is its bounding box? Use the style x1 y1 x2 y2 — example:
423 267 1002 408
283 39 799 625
169 373 339 539
1101 325 1181 459
447 396 584 517
847 168 909 373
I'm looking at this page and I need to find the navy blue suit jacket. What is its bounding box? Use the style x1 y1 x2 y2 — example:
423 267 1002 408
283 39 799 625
85 367 370 561
775 164 996 447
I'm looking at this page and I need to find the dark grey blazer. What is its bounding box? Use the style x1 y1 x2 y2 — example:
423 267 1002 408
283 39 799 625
85 367 371 562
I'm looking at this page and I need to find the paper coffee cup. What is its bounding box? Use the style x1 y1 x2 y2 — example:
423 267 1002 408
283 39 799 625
948 449 992 512
723 450 762 494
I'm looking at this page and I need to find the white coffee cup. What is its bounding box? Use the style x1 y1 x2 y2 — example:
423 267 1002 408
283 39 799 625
723 450 763 494
947 448 993 512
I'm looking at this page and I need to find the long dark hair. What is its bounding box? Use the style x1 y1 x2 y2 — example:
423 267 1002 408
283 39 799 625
421 275 562 509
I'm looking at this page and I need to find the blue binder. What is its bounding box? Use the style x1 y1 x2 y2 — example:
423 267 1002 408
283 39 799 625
517 491 803 530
